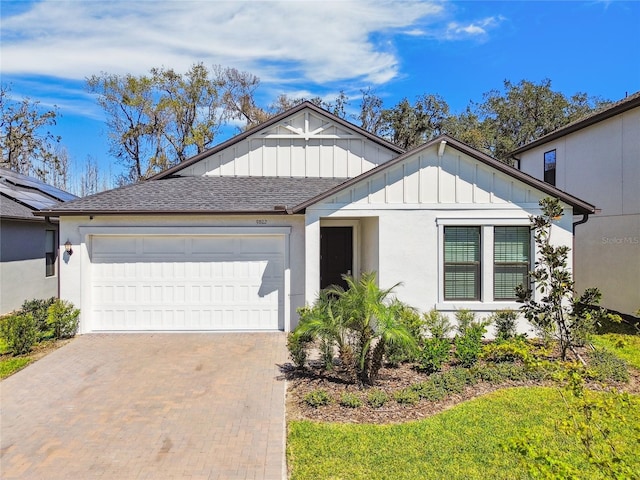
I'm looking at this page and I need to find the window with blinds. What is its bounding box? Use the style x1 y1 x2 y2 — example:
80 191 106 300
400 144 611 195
444 226 480 300
494 226 530 300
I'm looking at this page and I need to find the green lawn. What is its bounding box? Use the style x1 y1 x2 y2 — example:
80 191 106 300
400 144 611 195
592 333 640 369
288 386 640 480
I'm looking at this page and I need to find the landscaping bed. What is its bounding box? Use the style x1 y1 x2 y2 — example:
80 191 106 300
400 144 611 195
285 342 639 424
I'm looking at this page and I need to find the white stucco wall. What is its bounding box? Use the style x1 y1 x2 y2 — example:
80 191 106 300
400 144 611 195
518 106 640 314
304 142 576 335
59 214 306 333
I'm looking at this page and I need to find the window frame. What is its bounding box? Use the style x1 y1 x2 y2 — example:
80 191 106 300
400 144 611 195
45 229 57 277
443 226 481 301
493 226 531 301
544 149 556 186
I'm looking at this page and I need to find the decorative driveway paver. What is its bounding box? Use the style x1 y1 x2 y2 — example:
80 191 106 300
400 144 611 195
1 333 287 479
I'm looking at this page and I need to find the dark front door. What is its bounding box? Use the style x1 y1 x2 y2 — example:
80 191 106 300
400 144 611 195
320 227 353 290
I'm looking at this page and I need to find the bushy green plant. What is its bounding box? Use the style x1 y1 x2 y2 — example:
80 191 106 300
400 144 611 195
587 349 629 383
481 337 534 363
367 389 390 408
490 309 518 341
419 337 451 373
384 301 422 365
287 330 313 369
455 319 488 367
339 392 363 408
409 382 446 402
455 309 476 335
433 367 473 394
418 309 452 373
326 272 416 385
47 299 80 339
21 297 56 337
304 389 332 408
422 309 453 338
0 312 38 355
394 388 419 405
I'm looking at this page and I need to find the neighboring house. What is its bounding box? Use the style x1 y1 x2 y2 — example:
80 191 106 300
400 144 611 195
0 168 77 314
38 102 594 334
512 92 640 316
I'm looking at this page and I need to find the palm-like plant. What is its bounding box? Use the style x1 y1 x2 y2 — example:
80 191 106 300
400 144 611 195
327 272 416 385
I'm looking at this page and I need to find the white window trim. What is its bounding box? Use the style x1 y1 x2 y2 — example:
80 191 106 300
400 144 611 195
437 218 531 308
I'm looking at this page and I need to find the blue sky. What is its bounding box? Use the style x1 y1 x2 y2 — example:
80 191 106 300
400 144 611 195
1 0 639 184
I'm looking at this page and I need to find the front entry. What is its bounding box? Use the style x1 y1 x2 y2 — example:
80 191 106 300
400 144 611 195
320 226 353 290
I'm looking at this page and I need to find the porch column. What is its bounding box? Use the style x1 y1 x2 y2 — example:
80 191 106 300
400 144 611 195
304 211 321 304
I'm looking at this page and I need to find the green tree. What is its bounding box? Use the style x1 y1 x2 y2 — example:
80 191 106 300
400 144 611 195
87 63 262 183
465 79 607 162
0 84 63 180
380 94 450 149
516 198 612 362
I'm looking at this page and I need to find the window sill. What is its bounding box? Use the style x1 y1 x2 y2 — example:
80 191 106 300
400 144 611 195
435 301 521 311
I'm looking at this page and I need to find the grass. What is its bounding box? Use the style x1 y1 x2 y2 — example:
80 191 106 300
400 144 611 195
287 386 640 480
592 333 640 370
0 356 32 379
0 338 67 380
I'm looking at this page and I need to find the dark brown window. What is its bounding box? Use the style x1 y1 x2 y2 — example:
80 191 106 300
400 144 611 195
45 230 56 277
544 150 556 185
444 226 480 300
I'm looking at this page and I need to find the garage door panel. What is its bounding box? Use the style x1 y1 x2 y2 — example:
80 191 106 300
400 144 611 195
90 235 284 331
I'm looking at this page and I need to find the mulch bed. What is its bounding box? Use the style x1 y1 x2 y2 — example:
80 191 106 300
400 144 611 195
284 347 640 425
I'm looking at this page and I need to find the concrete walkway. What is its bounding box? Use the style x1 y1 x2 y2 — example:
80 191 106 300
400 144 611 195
1 333 287 479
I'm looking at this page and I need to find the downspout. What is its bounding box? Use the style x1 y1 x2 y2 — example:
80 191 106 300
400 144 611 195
572 213 590 235
44 216 60 300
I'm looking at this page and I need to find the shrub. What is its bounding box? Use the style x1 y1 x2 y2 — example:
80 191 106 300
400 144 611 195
394 388 419 405
47 299 80 339
588 349 629 383
340 392 363 408
287 331 313 369
21 297 56 337
455 320 488 367
304 389 332 408
481 337 533 363
455 309 476 335
423 309 453 338
490 309 518 341
418 337 451 373
367 389 390 408
433 367 473 394
385 302 422 365
0 312 38 355
410 382 446 402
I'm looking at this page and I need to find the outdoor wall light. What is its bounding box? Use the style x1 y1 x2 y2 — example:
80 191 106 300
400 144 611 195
64 240 73 255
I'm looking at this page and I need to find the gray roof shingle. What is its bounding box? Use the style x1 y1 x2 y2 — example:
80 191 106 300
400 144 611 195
0 195 40 220
37 176 350 215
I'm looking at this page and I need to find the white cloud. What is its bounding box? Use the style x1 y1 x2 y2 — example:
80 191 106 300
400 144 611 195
445 16 504 39
1 0 444 85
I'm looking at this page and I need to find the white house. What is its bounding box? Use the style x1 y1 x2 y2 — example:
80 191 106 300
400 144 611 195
0 168 77 313
512 92 640 316
38 102 594 333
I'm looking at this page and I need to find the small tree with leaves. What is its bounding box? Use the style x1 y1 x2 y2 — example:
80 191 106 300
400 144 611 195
516 198 612 363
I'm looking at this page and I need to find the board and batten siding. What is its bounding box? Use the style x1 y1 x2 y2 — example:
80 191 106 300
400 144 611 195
324 146 546 207
177 109 399 178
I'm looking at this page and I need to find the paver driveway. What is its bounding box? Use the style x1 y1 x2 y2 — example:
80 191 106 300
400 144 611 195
1 333 287 480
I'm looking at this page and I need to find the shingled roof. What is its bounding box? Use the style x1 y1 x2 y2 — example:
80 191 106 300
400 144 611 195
36 176 349 216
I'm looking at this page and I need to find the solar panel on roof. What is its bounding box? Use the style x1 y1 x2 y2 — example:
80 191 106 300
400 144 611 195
0 183 60 210
0 168 77 202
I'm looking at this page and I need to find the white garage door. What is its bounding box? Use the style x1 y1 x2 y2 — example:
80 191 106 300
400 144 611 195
89 235 284 331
